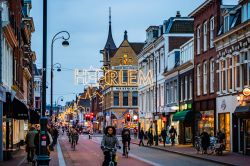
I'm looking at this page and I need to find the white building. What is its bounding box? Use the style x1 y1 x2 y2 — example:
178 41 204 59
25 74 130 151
138 12 194 135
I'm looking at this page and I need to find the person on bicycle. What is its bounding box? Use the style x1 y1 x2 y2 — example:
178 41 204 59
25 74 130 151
121 127 131 156
71 127 79 147
101 126 121 166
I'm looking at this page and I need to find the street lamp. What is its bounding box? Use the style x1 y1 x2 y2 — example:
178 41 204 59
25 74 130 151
142 46 159 146
55 96 64 122
50 31 70 117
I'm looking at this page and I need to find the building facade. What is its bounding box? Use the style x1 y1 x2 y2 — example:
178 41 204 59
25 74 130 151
189 0 222 137
214 0 250 154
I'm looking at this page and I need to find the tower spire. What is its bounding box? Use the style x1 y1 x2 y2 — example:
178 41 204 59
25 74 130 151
104 7 116 50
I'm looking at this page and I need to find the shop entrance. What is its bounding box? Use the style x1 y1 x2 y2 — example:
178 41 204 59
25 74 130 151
218 113 230 151
238 119 250 155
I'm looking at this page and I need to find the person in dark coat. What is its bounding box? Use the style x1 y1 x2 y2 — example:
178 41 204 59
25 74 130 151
169 126 177 146
121 127 131 156
200 130 210 154
147 127 153 146
161 128 167 147
138 128 144 146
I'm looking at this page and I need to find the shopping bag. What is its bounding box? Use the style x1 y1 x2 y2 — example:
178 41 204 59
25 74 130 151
166 137 170 144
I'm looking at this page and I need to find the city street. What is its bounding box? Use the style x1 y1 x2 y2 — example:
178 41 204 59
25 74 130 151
58 133 223 166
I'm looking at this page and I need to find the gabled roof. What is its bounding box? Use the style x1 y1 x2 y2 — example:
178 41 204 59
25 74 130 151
189 0 214 17
130 42 145 55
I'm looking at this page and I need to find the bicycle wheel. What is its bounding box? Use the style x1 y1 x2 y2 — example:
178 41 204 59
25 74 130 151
125 147 128 158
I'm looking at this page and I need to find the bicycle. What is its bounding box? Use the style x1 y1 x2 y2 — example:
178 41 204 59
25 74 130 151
124 141 129 158
194 136 202 154
103 147 116 166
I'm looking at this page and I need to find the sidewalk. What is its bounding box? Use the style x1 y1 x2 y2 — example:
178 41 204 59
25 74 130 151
131 138 250 166
0 146 59 166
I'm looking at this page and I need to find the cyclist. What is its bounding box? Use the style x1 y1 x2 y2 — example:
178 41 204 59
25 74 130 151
121 126 131 156
71 127 79 148
101 126 121 166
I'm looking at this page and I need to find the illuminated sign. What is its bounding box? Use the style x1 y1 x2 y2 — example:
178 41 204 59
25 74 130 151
243 88 250 96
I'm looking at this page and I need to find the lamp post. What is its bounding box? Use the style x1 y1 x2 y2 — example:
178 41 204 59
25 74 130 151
142 45 159 146
55 96 64 122
50 31 70 117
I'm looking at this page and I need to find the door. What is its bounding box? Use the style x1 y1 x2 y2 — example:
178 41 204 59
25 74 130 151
246 119 250 155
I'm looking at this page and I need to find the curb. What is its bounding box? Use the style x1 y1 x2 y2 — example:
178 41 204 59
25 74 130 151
131 141 237 166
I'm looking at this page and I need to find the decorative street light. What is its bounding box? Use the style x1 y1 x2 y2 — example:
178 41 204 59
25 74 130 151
50 31 70 117
55 96 64 122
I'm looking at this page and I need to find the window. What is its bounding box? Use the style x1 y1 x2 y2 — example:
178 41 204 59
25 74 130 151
174 80 178 102
242 52 248 87
224 15 229 33
197 64 201 96
123 92 128 106
189 77 192 99
158 56 161 73
180 78 184 101
227 58 233 90
234 55 241 88
185 76 188 100
210 59 215 93
123 70 128 82
170 82 174 103
35 97 40 109
14 59 17 81
203 22 207 51
114 92 119 106
166 83 170 104
242 3 248 22
132 92 138 106
197 26 201 54
210 17 214 48
203 62 207 94
248 3 250 19
222 60 226 91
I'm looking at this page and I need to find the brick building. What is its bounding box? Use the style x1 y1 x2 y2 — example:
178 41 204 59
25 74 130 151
189 0 222 136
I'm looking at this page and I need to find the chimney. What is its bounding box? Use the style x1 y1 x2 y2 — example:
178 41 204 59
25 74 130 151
176 11 181 17
124 30 128 40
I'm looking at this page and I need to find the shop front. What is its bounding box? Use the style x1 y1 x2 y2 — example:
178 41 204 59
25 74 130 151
195 99 216 137
172 109 194 144
216 96 238 151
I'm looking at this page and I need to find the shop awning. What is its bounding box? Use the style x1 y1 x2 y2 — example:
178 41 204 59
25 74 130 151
235 106 250 117
13 98 29 120
172 110 193 122
29 109 40 124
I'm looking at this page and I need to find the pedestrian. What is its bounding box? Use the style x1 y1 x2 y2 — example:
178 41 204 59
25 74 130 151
169 126 177 146
200 130 210 154
147 127 153 146
216 130 225 143
161 128 167 147
53 127 59 146
138 128 144 146
121 127 131 156
133 127 138 139
25 126 37 163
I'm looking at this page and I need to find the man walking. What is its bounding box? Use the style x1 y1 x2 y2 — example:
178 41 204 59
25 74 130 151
169 126 177 146
138 128 144 146
25 126 37 163
161 128 167 147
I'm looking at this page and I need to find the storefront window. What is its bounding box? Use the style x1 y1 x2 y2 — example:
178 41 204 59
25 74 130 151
198 110 214 136
219 113 230 151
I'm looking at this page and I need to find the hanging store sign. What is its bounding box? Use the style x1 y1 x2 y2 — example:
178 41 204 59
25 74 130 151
243 88 250 97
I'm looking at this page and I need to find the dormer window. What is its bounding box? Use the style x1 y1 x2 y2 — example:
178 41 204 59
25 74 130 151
224 15 229 33
241 2 250 22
